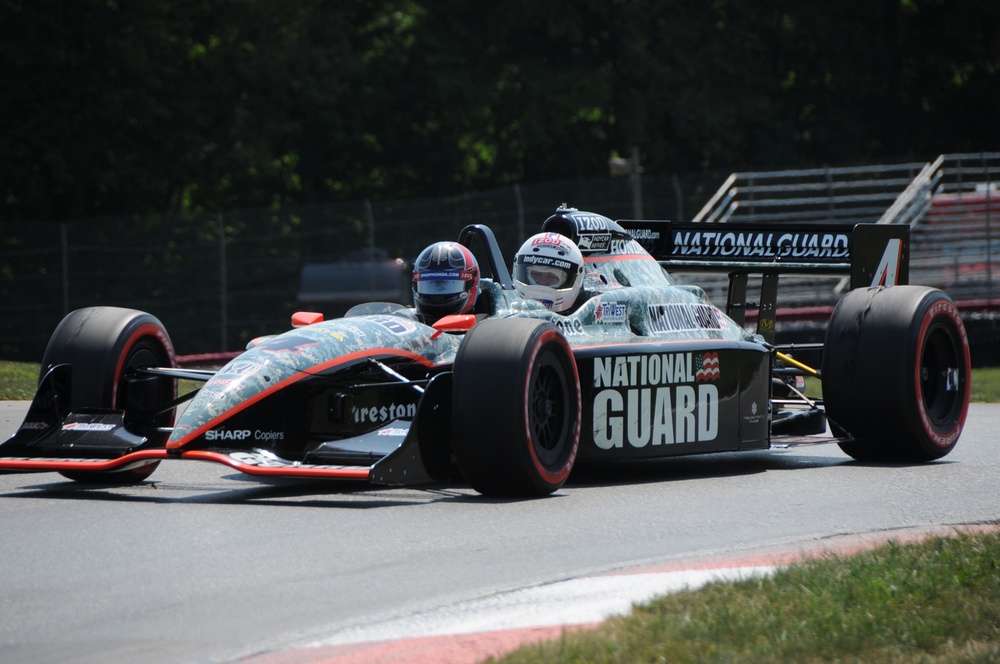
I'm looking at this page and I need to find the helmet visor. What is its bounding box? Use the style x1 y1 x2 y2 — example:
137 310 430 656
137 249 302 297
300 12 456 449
526 265 567 288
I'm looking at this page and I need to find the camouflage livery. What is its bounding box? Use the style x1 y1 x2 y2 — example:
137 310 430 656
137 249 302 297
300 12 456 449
167 211 767 466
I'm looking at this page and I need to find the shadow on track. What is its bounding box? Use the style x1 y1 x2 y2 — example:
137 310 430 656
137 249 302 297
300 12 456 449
3 444 946 508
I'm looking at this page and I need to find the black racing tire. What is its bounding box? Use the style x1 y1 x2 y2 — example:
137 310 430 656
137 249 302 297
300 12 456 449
452 318 581 496
822 286 970 462
41 307 176 483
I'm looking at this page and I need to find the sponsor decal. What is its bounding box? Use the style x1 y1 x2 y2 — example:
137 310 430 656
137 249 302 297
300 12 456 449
205 429 252 441
227 451 348 470
743 401 766 425
571 213 614 231
205 429 286 442
257 335 321 354
576 233 612 253
377 427 409 437
229 451 286 467
205 378 234 389
594 352 720 387
592 353 721 449
629 228 660 241
369 315 417 335
20 422 48 431
694 352 720 382
555 318 585 336
671 230 850 260
223 361 260 377
531 233 566 248
353 402 417 424
595 302 627 324
609 239 647 255
62 422 115 432
519 254 573 270
413 270 476 281
647 303 723 334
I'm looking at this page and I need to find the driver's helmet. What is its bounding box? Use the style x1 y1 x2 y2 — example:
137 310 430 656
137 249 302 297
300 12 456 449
412 241 480 323
512 232 584 313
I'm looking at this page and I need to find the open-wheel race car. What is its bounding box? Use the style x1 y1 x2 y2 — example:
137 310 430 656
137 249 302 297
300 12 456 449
0 207 972 496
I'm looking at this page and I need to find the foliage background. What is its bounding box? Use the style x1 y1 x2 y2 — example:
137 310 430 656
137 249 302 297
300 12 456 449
2 0 998 222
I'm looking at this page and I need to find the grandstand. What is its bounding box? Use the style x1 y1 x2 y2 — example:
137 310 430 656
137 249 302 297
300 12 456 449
683 152 999 363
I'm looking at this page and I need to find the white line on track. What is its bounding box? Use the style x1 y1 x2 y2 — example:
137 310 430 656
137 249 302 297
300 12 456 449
238 523 999 664
307 565 775 648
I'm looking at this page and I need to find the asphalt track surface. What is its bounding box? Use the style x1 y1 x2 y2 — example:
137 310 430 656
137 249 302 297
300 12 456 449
1 401 998 664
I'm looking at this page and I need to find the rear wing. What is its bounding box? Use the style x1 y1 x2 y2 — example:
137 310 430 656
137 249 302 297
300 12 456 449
617 220 909 341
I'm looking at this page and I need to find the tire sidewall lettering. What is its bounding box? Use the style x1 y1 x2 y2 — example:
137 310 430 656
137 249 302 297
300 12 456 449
522 330 580 485
914 299 969 448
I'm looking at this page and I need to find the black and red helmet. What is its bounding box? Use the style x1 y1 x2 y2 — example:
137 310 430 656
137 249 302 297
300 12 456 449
412 241 480 323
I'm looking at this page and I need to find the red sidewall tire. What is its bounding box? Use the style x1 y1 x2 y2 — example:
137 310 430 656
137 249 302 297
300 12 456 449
452 318 581 496
42 307 176 411
823 286 970 462
42 307 176 483
520 329 581 488
911 298 971 452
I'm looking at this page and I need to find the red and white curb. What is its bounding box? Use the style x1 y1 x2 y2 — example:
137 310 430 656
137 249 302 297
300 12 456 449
241 523 999 664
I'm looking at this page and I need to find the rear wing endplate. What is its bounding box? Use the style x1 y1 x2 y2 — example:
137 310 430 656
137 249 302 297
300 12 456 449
617 221 909 341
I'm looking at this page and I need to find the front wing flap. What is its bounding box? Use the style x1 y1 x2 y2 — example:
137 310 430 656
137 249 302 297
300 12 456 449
0 371 453 487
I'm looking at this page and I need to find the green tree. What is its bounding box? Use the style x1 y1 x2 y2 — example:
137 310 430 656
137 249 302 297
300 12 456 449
1 0 997 222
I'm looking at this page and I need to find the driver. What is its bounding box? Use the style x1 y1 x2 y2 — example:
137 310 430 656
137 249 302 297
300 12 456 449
411 241 480 324
512 232 585 314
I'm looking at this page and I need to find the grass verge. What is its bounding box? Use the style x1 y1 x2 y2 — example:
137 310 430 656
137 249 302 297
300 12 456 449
0 361 204 401
0 361 41 400
496 531 1000 664
970 366 1000 403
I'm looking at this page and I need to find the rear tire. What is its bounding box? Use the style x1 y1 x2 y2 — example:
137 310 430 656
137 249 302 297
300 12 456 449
452 318 580 496
41 307 176 483
822 286 970 462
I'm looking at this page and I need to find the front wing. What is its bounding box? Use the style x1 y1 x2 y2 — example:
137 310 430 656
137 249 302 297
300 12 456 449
0 370 453 486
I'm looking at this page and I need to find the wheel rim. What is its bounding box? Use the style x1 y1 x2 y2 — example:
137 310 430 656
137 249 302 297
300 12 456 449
119 339 175 436
920 323 963 426
529 351 572 467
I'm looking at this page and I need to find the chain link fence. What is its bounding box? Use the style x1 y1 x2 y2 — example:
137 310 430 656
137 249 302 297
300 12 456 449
4 163 997 365
1 173 719 361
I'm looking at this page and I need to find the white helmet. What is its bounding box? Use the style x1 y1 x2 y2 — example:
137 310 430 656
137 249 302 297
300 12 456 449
513 232 584 313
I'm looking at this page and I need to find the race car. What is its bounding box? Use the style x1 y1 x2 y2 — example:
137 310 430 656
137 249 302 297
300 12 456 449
0 207 972 496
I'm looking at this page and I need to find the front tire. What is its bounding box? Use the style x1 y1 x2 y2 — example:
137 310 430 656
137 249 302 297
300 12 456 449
41 307 176 483
822 286 970 462
452 318 581 496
